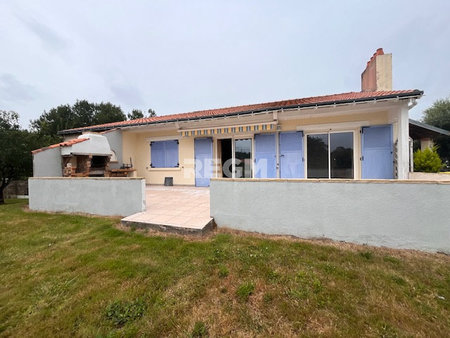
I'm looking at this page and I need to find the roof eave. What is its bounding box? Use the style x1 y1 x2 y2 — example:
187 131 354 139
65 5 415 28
58 90 423 135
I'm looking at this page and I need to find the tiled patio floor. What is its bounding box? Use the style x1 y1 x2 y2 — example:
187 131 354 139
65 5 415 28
121 185 214 234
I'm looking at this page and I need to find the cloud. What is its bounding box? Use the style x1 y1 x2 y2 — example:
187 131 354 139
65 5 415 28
0 73 38 104
15 14 68 52
110 84 145 108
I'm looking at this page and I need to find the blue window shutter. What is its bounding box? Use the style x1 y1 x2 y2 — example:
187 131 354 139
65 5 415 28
280 131 304 178
151 141 165 168
194 138 213 187
254 133 277 178
361 125 393 179
165 140 179 167
150 140 179 168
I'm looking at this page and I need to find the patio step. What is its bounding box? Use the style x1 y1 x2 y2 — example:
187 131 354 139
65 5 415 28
121 212 215 235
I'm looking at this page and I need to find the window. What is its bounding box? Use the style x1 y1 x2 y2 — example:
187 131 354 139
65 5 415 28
150 140 179 168
307 132 354 179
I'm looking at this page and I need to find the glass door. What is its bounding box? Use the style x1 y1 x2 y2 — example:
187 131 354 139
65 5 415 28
330 132 353 179
234 138 252 178
307 134 329 178
307 132 354 179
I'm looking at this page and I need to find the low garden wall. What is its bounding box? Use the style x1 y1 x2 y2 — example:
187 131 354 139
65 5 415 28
210 179 450 253
29 177 146 217
4 180 28 198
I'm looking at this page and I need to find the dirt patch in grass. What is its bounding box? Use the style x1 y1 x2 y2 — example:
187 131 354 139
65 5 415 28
1 199 449 336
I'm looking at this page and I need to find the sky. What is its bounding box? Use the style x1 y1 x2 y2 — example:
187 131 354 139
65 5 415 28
1 1 449 128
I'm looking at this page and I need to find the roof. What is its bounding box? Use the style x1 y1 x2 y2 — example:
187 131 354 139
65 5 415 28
59 89 423 135
32 138 88 154
409 119 450 139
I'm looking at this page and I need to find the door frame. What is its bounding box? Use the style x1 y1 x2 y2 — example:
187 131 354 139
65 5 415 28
215 134 254 178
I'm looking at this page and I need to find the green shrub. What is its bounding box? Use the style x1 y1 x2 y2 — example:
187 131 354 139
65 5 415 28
414 147 442 172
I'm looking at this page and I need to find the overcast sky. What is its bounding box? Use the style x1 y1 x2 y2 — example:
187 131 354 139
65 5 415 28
1 1 449 128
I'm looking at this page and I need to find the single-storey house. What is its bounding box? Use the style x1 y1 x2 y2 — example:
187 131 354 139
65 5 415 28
35 49 443 185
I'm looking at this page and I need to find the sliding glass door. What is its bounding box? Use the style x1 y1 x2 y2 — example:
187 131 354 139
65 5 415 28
330 132 354 178
235 138 252 178
307 132 354 179
306 134 329 178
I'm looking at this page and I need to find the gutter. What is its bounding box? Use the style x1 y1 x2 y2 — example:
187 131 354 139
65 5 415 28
58 90 424 135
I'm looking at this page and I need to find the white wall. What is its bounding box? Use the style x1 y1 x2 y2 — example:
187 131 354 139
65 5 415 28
33 148 63 177
29 178 146 216
103 130 123 169
210 179 450 253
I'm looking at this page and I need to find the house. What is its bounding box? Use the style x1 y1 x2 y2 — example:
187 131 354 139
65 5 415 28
29 49 450 252
36 49 431 185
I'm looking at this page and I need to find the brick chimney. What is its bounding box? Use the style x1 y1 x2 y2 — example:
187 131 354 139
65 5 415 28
361 48 392 92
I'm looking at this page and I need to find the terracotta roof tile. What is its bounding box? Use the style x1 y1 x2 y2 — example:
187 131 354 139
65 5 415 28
59 89 422 134
32 138 88 154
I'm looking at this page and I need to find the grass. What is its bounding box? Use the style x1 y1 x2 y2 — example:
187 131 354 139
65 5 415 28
1 199 449 336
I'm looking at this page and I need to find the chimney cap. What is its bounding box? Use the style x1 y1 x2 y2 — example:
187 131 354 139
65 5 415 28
366 48 385 66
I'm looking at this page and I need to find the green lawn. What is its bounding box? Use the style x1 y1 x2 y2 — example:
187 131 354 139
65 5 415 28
1 200 449 337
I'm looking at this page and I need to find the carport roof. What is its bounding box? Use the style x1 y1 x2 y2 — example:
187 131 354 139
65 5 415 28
409 119 450 139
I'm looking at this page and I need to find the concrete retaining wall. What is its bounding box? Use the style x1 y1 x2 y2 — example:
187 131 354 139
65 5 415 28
29 177 146 216
210 179 450 253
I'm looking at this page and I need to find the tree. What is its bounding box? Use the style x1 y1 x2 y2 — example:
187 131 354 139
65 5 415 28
127 108 157 120
30 104 76 142
94 102 127 125
72 100 96 127
31 100 127 139
0 111 43 204
0 110 20 130
128 109 144 120
423 97 450 168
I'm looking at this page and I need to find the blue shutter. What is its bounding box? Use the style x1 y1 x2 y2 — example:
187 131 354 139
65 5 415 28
254 134 277 178
151 140 179 168
361 125 393 179
280 131 304 178
165 140 179 167
150 141 165 168
195 138 213 187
